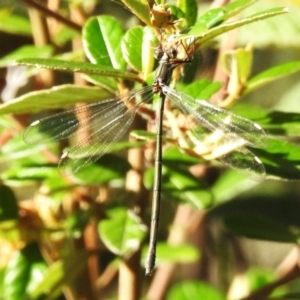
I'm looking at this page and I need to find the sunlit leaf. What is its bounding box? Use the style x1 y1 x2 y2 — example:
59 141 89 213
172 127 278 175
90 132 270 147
99 207 147 256
1 165 58 181
121 26 157 76
70 154 131 185
0 85 114 114
29 250 90 299
225 0 257 18
83 16 126 70
0 9 31 36
167 280 225 300
3 243 47 300
246 61 300 94
120 0 151 26
179 7 288 46
0 45 53 68
16 58 141 82
180 79 222 100
143 242 200 265
177 0 197 27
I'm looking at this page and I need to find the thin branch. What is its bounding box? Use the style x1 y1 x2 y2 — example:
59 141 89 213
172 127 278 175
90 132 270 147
20 0 82 32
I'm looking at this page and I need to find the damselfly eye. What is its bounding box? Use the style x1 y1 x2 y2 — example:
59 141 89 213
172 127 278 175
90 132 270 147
170 48 177 58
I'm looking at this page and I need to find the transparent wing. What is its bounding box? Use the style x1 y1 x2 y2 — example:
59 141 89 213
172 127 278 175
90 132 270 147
24 86 154 174
217 147 265 181
163 85 268 148
162 85 267 180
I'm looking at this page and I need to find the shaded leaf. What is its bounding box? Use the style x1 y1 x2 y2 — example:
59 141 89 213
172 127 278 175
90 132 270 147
253 138 300 181
144 147 213 210
0 185 18 221
232 103 300 137
210 196 300 243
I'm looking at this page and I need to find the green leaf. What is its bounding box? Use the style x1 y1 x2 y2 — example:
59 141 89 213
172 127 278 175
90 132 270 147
29 250 90 299
253 138 300 181
194 8 226 30
162 147 201 165
83 16 126 70
1 165 58 181
0 9 31 36
211 170 262 204
0 267 5 296
0 45 53 68
210 197 300 243
52 26 79 46
70 154 131 185
82 74 118 92
223 212 298 242
177 0 198 27
221 46 253 86
245 268 276 292
166 280 225 300
99 207 147 256
3 243 47 300
162 165 213 209
142 243 200 265
120 0 151 26
190 0 258 35
232 103 300 137
0 84 114 115
225 0 257 18
121 26 157 76
0 134 56 161
246 61 300 94
16 58 142 82
180 79 222 100
179 7 288 46
0 185 18 221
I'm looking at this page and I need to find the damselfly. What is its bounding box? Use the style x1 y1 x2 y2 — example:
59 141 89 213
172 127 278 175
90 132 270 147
24 40 267 276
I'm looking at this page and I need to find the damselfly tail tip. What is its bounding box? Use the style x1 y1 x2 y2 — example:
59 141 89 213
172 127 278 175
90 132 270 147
145 267 153 276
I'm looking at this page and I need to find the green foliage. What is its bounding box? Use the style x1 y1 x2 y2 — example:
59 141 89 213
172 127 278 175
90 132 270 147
0 0 299 299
